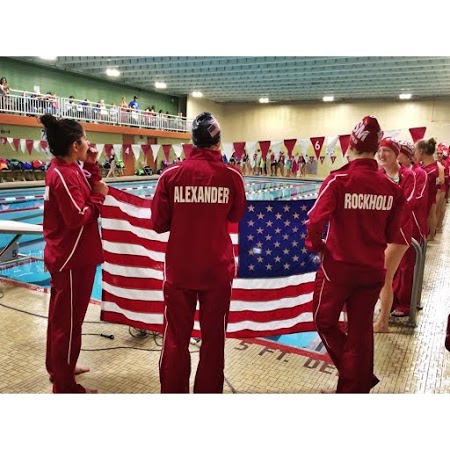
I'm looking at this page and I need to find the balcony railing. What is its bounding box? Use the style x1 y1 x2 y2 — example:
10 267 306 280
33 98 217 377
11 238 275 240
0 90 192 133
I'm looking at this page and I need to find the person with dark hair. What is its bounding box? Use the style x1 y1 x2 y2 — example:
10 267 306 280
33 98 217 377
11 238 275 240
415 138 441 240
305 115 411 393
151 111 247 393
40 114 108 393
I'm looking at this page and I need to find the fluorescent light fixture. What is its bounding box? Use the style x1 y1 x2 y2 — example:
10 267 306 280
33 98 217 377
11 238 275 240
106 68 120 77
323 96 334 102
192 91 203 98
399 93 412 100
259 97 269 103
39 56 57 61
155 81 167 89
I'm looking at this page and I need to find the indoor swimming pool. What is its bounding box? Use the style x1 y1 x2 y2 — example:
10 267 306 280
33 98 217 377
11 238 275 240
0 176 324 354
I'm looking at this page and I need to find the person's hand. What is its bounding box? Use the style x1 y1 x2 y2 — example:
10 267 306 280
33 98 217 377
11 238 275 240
86 147 98 164
93 180 109 196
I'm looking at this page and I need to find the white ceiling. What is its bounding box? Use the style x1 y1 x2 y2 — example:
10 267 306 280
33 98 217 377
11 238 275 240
14 56 450 104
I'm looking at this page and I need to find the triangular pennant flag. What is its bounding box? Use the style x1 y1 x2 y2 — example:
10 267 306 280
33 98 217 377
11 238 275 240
233 142 246 161
384 129 401 139
13 138 20 151
162 144 172 161
331 155 337 164
319 156 325 164
151 144 161 161
338 135 351 157
283 139 297 158
297 138 309 156
271 140 283 160
181 143 193 159
409 127 426 143
0 136 7 145
141 144 151 157
40 140 49 152
310 136 325 160
18 139 26 154
325 135 338 155
258 141 271 159
173 144 183 158
221 143 234 161
246 141 257 168
131 144 141 161
104 144 113 159
33 140 40 152
25 139 34 155
96 144 105 160
309 156 315 163
113 144 122 160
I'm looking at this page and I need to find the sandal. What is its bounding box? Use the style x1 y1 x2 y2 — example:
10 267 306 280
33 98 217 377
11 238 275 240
391 309 408 317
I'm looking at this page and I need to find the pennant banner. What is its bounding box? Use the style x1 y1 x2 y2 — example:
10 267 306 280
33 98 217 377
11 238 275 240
162 144 172 161
283 139 297 158
258 141 271 159
182 143 193 159
25 139 34 155
338 135 351 157
409 127 426 143
310 136 325 160
233 142 246 161
141 144 151 157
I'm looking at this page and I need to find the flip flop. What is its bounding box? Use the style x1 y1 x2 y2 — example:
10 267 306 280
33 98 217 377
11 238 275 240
391 310 408 317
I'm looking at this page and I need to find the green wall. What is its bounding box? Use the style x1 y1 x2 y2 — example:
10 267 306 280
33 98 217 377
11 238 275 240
1 57 184 114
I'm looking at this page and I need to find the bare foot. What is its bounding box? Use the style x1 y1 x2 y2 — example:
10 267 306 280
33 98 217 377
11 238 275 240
85 387 99 394
74 366 90 376
373 322 390 333
320 388 336 394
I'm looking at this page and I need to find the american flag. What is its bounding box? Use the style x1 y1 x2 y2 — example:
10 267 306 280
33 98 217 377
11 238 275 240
100 186 320 338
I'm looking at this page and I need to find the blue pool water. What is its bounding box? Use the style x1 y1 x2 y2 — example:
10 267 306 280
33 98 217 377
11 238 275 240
0 176 324 354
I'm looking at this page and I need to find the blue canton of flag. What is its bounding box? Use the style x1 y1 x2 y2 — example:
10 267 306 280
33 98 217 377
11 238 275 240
238 200 320 278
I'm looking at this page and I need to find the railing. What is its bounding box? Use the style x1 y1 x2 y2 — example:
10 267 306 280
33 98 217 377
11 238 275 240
0 90 193 133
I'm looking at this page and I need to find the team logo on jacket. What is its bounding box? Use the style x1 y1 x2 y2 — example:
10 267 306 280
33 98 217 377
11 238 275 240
344 193 393 210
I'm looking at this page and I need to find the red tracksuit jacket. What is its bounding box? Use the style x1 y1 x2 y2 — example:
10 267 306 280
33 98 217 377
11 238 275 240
305 158 411 282
151 148 247 290
43 158 105 273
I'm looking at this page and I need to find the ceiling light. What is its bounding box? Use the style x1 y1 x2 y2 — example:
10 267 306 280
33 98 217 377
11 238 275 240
106 68 120 77
39 56 57 61
323 96 334 102
259 97 269 103
192 91 203 98
155 82 167 89
399 93 412 100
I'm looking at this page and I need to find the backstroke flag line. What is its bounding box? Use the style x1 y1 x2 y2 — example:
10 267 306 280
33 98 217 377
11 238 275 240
100 186 320 338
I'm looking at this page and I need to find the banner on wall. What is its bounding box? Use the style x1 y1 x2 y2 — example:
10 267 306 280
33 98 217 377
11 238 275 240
409 127 427 143
258 141 271 159
283 139 297 158
310 136 325 160
338 135 351 157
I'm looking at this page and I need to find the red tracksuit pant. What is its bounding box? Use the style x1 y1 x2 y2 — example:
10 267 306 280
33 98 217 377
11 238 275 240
159 281 232 393
313 268 384 393
392 245 417 315
46 266 96 393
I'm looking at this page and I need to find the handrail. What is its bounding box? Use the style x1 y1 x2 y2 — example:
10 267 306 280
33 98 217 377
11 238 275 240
1 90 192 132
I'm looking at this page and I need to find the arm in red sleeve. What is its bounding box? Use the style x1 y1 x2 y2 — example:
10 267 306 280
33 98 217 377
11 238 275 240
83 161 103 187
386 191 411 245
151 173 172 233
53 171 104 229
401 170 416 209
305 176 337 252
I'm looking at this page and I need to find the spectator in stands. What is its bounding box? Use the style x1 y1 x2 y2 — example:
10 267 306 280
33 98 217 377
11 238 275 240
0 77 10 111
98 99 108 120
109 101 118 123
40 113 108 393
175 112 185 131
64 96 75 118
129 96 139 111
120 97 129 124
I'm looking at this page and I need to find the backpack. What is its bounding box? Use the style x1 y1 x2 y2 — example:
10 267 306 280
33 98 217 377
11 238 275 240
32 160 45 170
115 159 125 169
103 160 111 169
22 161 33 170
7 159 23 170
